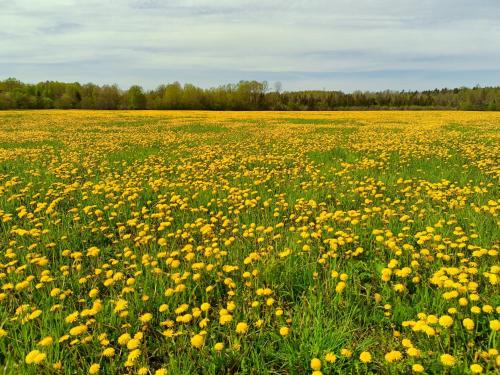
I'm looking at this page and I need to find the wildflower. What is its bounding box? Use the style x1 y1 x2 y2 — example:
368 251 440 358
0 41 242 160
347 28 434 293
25 350 46 364
65 311 79 323
335 281 346 293
470 364 483 374
463 318 475 330
127 349 141 362
407 347 420 357
279 327 290 336
236 322 248 334
191 334 204 348
325 352 336 363
102 347 115 357
139 313 153 323
114 299 128 313
438 315 453 328
341 348 352 357
359 351 372 363
127 338 141 350
440 354 456 366
118 333 131 345
86 246 100 257
384 351 402 363
310 358 321 371
412 364 424 373
88 363 100 374
38 336 53 346
490 319 500 331
69 324 88 336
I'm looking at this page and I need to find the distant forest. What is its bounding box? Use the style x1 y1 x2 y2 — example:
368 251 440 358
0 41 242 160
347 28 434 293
1 78 499 110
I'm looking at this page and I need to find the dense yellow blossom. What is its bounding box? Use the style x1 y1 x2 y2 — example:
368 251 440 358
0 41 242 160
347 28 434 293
0 110 497 373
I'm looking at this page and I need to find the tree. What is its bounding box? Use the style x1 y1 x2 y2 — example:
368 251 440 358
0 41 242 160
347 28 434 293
95 85 121 110
125 85 146 109
162 82 183 109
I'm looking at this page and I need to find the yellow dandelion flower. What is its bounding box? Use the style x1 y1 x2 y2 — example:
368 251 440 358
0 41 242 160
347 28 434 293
279 326 290 336
325 352 336 363
236 322 249 334
88 363 100 374
359 351 372 363
412 364 424 373
384 350 402 363
440 354 456 366
310 358 321 371
470 364 483 374
191 334 204 348
25 350 46 364
38 336 53 346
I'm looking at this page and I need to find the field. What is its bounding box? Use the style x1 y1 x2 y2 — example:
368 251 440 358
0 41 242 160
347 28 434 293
0 110 498 374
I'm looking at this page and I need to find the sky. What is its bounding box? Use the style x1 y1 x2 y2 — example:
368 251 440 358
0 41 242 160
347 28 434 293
1 0 500 92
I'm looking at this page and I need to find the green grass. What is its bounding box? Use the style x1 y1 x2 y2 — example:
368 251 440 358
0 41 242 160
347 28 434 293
0 110 497 375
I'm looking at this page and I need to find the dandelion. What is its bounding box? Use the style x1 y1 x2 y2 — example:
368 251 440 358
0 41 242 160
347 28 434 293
279 326 290 336
470 364 483 373
341 348 352 358
490 319 500 331
88 363 100 374
102 347 115 357
407 347 420 357
69 324 88 336
191 334 204 348
236 322 248 334
127 349 141 362
438 315 453 328
25 350 46 364
118 333 131 345
440 354 456 366
384 351 403 363
412 364 424 373
335 282 346 293
463 318 475 330
359 351 372 363
127 338 141 350
310 358 321 371
325 352 336 363
114 299 128 313
38 336 53 346
139 313 153 323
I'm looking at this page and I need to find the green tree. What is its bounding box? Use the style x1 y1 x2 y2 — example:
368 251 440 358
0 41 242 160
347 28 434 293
125 85 146 109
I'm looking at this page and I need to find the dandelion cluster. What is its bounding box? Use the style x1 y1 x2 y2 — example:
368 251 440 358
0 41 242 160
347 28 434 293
0 110 498 374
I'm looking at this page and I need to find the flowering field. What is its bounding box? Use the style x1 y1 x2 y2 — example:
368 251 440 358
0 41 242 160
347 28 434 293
0 110 498 374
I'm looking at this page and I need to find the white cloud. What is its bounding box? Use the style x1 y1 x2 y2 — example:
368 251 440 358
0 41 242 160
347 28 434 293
0 0 499 90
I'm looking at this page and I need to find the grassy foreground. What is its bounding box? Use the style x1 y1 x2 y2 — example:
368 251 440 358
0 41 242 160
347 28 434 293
0 110 498 374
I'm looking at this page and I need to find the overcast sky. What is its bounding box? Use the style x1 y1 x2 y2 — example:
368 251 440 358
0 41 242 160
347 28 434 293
1 0 499 91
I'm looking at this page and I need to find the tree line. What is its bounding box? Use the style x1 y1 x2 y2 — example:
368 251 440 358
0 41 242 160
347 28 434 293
1 78 499 111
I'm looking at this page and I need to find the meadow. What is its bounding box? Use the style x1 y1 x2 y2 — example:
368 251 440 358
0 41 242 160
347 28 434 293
0 110 498 374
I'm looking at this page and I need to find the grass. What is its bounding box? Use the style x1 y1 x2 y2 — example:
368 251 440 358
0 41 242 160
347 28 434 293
0 110 498 374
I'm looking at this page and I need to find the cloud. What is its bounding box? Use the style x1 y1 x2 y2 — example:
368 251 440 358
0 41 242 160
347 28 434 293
1 0 499 90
